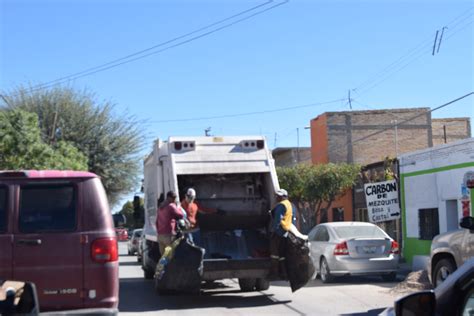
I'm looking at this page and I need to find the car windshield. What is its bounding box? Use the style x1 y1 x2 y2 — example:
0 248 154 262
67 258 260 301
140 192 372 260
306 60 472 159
333 226 387 239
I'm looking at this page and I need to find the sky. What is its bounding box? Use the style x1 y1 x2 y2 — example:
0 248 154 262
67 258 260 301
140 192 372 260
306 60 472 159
1 0 473 210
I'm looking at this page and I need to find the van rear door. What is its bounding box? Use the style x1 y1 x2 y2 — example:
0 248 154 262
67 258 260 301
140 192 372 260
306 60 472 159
0 185 13 279
12 182 84 311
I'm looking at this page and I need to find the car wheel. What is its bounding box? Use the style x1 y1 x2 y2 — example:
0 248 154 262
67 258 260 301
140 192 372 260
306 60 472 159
320 257 333 283
433 258 457 287
255 278 270 291
238 278 256 292
144 267 154 280
381 272 397 282
137 255 142 263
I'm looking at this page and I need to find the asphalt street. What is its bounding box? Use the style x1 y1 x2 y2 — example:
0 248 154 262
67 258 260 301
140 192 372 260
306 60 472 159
118 242 407 316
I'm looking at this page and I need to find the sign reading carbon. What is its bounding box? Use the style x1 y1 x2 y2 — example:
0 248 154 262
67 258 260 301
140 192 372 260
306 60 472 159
364 180 400 223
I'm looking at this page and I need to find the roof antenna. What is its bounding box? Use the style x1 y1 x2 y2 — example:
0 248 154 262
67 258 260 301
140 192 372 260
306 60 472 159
205 127 211 136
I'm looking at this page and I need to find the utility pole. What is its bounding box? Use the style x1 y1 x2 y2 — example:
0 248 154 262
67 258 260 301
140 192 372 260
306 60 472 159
274 133 277 148
296 127 300 163
443 125 447 143
391 120 399 157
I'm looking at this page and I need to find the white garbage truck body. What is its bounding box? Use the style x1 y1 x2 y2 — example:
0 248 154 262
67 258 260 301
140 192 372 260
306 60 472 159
141 136 280 286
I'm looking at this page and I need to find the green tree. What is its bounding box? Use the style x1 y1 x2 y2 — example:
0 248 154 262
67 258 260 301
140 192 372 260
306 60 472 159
2 86 143 205
119 197 144 229
0 109 88 170
277 163 360 232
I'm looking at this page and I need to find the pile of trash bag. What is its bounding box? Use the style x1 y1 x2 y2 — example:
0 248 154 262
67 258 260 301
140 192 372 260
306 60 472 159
285 231 315 292
154 237 205 294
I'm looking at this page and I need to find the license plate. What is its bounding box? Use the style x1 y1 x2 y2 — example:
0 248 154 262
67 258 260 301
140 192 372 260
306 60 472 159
363 246 376 254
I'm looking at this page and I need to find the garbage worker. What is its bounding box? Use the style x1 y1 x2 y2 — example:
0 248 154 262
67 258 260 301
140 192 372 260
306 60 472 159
156 190 184 255
269 188 296 278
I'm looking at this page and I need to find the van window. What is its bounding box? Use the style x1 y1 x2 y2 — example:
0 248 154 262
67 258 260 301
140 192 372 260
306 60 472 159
0 187 7 232
19 185 76 233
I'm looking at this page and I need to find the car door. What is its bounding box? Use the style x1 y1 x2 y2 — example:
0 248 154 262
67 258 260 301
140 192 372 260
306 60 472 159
12 182 84 310
0 185 13 280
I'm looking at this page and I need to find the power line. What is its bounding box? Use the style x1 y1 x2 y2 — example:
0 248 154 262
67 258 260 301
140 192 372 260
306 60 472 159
20 1 288 94
348 92 474 146
353 7 474 95
146 98 345 123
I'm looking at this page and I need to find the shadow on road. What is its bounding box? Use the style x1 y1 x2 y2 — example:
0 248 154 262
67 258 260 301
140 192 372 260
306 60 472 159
119 278 292 313
119 261 141 266
269 275 398 289
340 307 387 315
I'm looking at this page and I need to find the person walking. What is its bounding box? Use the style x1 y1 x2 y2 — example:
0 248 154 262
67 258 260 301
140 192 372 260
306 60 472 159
269 188 295 279
156 190 184 255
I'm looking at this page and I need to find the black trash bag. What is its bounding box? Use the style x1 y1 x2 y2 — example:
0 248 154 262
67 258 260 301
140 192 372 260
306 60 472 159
285 231 315 292
154 237 205 294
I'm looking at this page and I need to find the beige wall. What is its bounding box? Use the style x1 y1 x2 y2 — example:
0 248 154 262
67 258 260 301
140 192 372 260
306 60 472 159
431 118 471 146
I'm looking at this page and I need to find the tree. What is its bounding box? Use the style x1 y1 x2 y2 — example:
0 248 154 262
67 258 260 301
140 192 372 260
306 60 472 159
277 163 361 232
119 197 144 229
2 86 143 205
0 109 88 170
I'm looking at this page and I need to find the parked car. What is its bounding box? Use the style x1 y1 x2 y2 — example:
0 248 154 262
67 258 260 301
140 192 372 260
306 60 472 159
381 257 474 316
0 170 119 312
428 216 474 288
115 227 128 241
137 233 146 263
127 228 143 255
308 221 399 283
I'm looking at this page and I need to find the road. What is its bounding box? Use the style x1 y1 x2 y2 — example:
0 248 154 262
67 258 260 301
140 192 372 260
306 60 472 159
118 242 406 316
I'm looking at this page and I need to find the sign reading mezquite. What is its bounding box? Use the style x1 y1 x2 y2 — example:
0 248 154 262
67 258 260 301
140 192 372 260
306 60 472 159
364 180 400 223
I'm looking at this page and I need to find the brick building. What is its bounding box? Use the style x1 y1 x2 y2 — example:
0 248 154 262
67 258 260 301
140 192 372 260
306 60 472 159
272 147 311 167
309 108 471 223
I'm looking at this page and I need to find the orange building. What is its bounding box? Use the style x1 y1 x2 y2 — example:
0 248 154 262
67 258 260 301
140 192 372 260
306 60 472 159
309 108 466 223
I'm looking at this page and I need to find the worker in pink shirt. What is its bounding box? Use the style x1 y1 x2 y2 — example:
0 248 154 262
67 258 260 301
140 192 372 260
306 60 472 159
156 190 184 255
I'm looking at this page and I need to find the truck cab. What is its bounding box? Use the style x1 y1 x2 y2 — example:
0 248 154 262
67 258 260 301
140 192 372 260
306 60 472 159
141 136 279 291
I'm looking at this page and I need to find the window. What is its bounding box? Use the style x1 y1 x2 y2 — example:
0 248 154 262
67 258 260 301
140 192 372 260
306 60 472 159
19 185 76 233
315 226 330 242
418 208 439 240
333 225 387 239
356 208 369 222
308 227 319 241
320 208 328 223
333 207 344 222
0 187 7 233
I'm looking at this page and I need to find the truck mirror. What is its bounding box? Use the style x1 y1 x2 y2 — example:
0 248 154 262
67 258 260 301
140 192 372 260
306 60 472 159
112 213 126 227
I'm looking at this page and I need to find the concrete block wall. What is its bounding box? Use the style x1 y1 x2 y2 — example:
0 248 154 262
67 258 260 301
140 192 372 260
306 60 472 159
431 118 471 146
324 108 433 165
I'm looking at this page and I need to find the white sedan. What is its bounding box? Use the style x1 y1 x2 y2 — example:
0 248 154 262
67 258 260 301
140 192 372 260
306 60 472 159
308 221 399 283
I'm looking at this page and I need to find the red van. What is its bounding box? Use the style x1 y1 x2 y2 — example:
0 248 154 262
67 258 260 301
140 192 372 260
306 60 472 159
0 170 119 312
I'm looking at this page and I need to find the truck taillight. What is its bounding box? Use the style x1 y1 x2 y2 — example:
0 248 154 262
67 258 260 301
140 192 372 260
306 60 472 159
333 241 349 255
256 140 264 149
174 142 182 150
91 237 118 263
174 141 195 151
390 241 399 254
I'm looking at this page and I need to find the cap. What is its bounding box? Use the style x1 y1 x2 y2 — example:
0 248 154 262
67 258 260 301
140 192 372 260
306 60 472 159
186 188 196 197
275 189 288 197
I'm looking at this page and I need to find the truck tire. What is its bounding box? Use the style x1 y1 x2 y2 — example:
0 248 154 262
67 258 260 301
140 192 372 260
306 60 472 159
238 278 256 292
255 278 270 291
381 272 397 282
433 258 456 287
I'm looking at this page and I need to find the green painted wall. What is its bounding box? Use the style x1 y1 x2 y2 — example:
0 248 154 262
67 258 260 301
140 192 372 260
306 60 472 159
401 162 474 264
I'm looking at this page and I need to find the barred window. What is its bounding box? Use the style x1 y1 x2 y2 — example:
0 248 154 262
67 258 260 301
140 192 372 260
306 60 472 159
419 208 439 240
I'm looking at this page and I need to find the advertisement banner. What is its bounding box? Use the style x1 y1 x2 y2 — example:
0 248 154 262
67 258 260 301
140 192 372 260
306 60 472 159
364 180 400 223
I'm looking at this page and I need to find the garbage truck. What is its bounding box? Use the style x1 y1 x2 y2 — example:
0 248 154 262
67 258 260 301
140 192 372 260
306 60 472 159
140 136 280 292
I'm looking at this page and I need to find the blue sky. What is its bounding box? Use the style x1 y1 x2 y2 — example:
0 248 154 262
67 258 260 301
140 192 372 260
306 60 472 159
1 0 473 209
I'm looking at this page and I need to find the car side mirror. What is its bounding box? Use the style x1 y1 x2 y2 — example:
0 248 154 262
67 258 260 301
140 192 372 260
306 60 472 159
395 291 435 316
460 216 474 230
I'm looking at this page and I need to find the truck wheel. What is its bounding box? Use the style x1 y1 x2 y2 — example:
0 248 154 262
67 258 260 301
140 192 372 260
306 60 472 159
238 278 256 292
255 278 270 291
433 258 456 287
320 257 333 283
143 268 154 279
